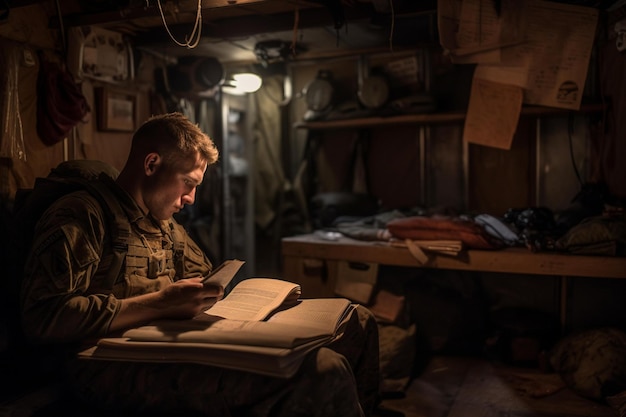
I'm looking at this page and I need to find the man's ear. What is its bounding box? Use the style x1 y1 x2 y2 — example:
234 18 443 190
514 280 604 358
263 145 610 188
145 153 161 175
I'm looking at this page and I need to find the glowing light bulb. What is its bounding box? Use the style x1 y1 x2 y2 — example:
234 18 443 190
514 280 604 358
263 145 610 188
232 73 262 93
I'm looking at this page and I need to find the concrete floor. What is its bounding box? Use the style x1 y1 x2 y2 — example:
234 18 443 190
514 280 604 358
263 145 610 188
377 355 615 417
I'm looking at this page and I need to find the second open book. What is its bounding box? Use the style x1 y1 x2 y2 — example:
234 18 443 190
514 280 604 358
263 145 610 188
80 260 355 378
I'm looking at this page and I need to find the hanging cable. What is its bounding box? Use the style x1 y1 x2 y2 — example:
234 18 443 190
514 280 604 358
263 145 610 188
156 0 202 49
567 112 584 187
291 2 300 56
388 0 394 51
54 0 67 55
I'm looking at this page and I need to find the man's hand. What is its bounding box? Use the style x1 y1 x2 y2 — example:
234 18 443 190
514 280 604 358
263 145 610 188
161 277 224 317
110 277 224 332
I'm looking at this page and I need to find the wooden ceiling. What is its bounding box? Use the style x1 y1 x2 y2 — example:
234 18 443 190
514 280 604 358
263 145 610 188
10 0 439 62
8 0 621 63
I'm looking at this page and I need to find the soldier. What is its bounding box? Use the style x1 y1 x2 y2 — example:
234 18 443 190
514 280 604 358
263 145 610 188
19 113 380 416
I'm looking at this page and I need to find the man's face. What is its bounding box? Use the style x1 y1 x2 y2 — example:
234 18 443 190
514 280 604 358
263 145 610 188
144 155 208 220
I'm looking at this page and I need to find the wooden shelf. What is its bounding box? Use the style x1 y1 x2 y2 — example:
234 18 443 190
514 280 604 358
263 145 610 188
282 234 626 279
293 103 607 130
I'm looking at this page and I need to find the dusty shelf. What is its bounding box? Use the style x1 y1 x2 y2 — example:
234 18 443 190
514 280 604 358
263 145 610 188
294 103 607 130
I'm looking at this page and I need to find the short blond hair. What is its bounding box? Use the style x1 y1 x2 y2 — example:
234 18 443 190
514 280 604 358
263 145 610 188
131 113 219 168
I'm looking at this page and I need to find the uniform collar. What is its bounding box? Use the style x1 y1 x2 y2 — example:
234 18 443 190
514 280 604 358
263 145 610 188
98 173 167 234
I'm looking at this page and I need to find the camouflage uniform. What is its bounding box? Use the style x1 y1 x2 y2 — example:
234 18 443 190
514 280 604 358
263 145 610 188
20 174 380 416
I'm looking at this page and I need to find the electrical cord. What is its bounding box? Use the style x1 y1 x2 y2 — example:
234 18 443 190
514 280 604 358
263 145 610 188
388 0 394 51
567 112 584 187
156 0 202 49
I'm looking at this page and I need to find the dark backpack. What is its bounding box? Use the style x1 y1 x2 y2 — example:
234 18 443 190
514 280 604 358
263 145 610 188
4 160 130 354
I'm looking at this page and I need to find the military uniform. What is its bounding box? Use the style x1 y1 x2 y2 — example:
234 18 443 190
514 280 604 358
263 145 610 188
20 173 380 416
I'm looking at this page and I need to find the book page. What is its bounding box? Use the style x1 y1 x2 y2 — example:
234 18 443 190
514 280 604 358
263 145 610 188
268 298 353 335
122 318 331 348
81 337 330 378
88 298 354 377
202 259 245 288
204 278 301 322
119 298 352 349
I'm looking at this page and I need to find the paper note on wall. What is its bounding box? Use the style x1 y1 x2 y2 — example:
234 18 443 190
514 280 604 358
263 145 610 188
463 77 523 150
437 0 527 63
439 0 598 111
502 0 598 110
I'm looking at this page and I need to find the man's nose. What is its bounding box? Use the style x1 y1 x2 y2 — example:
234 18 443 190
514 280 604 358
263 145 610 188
182 188 196 205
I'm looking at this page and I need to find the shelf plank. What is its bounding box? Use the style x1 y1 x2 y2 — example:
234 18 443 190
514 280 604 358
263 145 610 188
293 103 606 130
294 112 466 129
282 234 626 279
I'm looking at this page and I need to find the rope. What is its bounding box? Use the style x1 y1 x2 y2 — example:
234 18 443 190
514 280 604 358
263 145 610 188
388 0 395 51
156 0 202 49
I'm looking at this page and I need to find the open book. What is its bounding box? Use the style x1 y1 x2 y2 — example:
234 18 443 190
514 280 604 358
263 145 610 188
79 260 355 378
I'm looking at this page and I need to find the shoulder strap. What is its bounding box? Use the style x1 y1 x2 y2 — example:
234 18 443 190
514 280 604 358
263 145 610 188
79 176 130 287
167 220 188 276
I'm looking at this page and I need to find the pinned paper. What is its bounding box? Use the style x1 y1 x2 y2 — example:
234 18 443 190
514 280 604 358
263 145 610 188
463 77 523 150
438 0 598 111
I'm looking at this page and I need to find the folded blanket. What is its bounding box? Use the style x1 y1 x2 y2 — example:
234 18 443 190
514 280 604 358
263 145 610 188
387 215 506 250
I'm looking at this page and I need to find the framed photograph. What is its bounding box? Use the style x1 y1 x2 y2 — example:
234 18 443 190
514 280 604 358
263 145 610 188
96 87 136 132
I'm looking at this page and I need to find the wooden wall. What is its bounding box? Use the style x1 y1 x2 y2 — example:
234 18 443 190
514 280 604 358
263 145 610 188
286 49 597 218
0 4 158 200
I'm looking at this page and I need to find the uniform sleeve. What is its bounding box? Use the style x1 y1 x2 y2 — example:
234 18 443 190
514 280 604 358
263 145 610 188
20 192 121 344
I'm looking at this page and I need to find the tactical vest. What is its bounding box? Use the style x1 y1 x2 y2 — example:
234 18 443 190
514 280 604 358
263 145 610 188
14 160 187 296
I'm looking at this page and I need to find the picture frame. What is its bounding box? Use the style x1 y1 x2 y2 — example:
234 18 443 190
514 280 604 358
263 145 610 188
96 87 136 132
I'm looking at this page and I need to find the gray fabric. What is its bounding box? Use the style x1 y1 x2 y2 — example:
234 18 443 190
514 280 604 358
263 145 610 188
253 75 286 230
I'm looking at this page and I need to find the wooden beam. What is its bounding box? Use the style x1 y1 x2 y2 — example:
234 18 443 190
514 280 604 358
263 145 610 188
131 5 374 47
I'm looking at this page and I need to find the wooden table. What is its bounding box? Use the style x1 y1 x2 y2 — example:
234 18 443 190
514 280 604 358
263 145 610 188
281 233 626 327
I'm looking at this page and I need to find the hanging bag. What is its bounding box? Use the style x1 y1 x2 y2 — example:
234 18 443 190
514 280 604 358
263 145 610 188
36 52 90 146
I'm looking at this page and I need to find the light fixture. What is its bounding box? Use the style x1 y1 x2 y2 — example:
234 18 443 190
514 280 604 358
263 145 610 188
222 72 262 95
